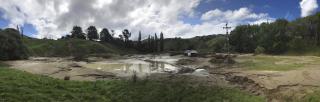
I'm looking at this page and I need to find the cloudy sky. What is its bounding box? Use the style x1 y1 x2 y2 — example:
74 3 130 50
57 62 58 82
0 0 319 39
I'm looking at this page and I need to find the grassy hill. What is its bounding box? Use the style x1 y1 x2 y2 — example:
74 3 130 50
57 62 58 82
22 38 135 57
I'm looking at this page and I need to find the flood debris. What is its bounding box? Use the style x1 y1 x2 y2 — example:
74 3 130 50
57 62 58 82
77 73 116 79
68 63 82 68
64 76 70 80
209 54 236 64
176 58 197 65
177 67 195 74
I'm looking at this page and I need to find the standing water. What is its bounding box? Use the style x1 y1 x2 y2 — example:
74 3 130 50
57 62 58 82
84 58 180 77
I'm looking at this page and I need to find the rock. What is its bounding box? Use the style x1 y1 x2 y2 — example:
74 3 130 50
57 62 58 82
64 76 70 80
178 67 195 74
68 63 82 68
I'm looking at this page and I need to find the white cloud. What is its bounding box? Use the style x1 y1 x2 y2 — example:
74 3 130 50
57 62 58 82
196 7 272 36
201 7 269 22
300 0 318 17
0 0 273 39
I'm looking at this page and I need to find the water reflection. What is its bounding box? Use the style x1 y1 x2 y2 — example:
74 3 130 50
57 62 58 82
84 60 179 77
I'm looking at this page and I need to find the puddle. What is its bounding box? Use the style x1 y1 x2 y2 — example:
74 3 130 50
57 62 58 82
84 59 180 77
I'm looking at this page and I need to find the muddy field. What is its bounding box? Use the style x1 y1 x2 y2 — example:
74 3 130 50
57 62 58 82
4 54 320 101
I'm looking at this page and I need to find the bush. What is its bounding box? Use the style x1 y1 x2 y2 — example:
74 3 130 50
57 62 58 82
0 28 28 60
254 46 265 55
206 36 228 53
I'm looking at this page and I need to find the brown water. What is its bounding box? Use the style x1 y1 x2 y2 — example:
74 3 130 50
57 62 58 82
84 59 179 77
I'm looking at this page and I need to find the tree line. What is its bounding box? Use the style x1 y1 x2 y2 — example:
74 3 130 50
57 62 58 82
230 12 320 54
60 26 165 53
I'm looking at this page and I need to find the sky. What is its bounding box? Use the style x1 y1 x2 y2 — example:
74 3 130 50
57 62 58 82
0 0 319 39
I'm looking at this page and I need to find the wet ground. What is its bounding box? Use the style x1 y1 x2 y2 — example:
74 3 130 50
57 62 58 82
5 54 320 101
4 55 211 81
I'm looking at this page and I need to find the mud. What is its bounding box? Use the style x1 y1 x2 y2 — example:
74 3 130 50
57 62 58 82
5 55 320 101
175 54 320 101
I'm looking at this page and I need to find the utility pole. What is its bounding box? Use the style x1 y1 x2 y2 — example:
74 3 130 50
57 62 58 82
223 22 232 56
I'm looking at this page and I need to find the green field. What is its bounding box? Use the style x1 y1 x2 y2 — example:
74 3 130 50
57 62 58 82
302 90 320 102
0 63 264 102
235 55 320 71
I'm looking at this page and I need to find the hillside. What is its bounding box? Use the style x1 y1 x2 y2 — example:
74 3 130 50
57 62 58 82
163 34 227 53
23 38 135 57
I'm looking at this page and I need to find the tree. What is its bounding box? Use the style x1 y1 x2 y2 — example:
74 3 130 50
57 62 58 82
100 28 113 42
151 36 155 52
87 26 98 41
122 29 131 46
154 33 158 52
230 25 259 53
0 28 28 60
138 31 142 48
207 36 228 53
147 35 151 52
119 35 124 41
160 32 164 52
71 26 86 39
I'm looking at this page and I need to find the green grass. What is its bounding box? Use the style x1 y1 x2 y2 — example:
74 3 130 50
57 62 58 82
235 55 319 71
0 63 264 102
22 38 134 57
300 90 320 102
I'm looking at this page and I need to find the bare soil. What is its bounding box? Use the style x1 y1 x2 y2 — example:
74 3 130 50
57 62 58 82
5 55 320 101
176 54 320 101
4 57 117 81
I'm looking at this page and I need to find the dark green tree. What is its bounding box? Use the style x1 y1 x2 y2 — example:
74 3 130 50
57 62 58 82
0 28 28 60
122 29 131 46
87 26 98 41
138 31 142 48
160 32 164 52
154 33 158 52
100 28 113 42
147 35 151 52
71 26 86 39
230 24 259 53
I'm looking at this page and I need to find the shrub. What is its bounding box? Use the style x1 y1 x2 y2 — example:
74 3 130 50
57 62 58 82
254 46 265 55
0 28 28 60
